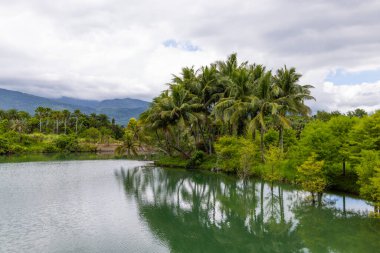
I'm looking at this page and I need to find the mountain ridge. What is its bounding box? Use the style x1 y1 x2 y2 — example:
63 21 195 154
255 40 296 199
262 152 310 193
0 88 150 125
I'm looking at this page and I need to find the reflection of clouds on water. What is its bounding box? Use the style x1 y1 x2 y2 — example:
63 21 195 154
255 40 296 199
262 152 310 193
325 194 373 213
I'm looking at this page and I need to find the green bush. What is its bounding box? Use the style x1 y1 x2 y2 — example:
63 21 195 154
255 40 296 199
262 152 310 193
186 150 205 169
54 135 80 152
81 127 101 143
215 136 257 175
0 136 10 154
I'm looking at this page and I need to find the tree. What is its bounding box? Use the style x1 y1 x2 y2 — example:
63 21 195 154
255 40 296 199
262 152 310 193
297 153 326 204
264 146 283 183
347 108 367 118
356 150 380 214
51 111 62 134
35 107 45 133
273 66 314 152
82 127 101 143
73 109 82 134
115 130 139 156
62 110 71 134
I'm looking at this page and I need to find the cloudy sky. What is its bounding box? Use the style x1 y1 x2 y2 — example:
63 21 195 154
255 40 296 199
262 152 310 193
0 0 379 112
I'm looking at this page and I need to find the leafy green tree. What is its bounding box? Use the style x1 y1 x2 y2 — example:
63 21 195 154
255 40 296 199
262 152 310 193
356 150 380 214
297 153 326 203
82 127 101 143
264 146 284 182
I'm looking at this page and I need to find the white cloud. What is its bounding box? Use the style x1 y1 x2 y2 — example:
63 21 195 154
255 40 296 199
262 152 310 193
0 0 379 112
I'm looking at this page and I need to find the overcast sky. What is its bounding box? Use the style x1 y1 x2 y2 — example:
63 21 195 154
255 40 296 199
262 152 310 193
0 0 380 112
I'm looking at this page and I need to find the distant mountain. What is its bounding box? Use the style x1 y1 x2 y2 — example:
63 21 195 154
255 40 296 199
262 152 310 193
0 88 150 125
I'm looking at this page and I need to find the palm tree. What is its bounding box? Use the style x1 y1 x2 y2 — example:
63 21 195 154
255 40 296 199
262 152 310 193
248 70 278 162
44 108 52 133
115 130 139 156
73 109 82 134
62 110 71 134
273 66 315 152
35 107 45 133
51 111 62 134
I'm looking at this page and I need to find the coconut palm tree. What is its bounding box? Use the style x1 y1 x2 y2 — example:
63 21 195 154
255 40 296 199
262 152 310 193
35 107 45 133
273 66 315 152
72 109 82 134
248 70 279 162
115 130 139 156
50 111 58 134
62 110 71 134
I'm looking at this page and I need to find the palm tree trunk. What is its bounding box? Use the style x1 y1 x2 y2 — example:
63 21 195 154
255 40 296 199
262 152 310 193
260 126 265 162
279 126 284 153
39 118 42 133
342 159 346 176
64 119 67 134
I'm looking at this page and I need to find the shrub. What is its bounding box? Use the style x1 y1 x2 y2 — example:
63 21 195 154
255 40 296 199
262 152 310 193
186 150 205 170
54 135 80 152
0 136 9 154
81 127 101 143
215 136 257 175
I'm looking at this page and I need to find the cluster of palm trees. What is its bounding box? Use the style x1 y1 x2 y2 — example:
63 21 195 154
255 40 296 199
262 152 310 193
0 109 30 133
34 107 82 134
141 54 314 160
0 107 115 135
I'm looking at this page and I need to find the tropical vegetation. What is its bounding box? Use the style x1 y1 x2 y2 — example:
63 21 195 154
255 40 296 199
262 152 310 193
0 107 124 153
137 53 380 209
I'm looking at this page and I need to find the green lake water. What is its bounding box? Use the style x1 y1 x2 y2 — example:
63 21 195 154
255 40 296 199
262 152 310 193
0 159 379 253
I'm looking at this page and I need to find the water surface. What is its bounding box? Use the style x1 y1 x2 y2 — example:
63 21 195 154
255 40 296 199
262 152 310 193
1 160 379 253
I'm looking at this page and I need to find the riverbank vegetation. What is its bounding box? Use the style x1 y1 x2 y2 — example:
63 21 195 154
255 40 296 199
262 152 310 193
137 53 380 209
0 107 124 154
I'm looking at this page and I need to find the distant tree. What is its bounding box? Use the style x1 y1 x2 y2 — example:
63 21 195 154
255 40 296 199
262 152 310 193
347 108 367 118
73 109 82 134
62 110 71 134
51 111 62 134
115 130 139 156
82 127 101 143
35 107 45 133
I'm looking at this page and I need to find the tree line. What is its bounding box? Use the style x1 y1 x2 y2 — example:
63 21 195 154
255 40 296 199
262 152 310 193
0 107 124 154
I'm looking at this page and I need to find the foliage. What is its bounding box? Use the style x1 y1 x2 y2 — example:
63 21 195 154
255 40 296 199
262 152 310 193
356 151 380 206
0 107 127 155
297 153 327 201
215 136 257 175
185 150 205 170
54 135 81 152
115 130 139 156
263 146 284 182
82 127 101 143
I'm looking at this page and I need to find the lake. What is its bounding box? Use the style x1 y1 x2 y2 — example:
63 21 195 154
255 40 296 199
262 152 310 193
1 159 379 253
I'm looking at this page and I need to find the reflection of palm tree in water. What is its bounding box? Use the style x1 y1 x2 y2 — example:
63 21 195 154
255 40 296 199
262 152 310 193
115 167 303 253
